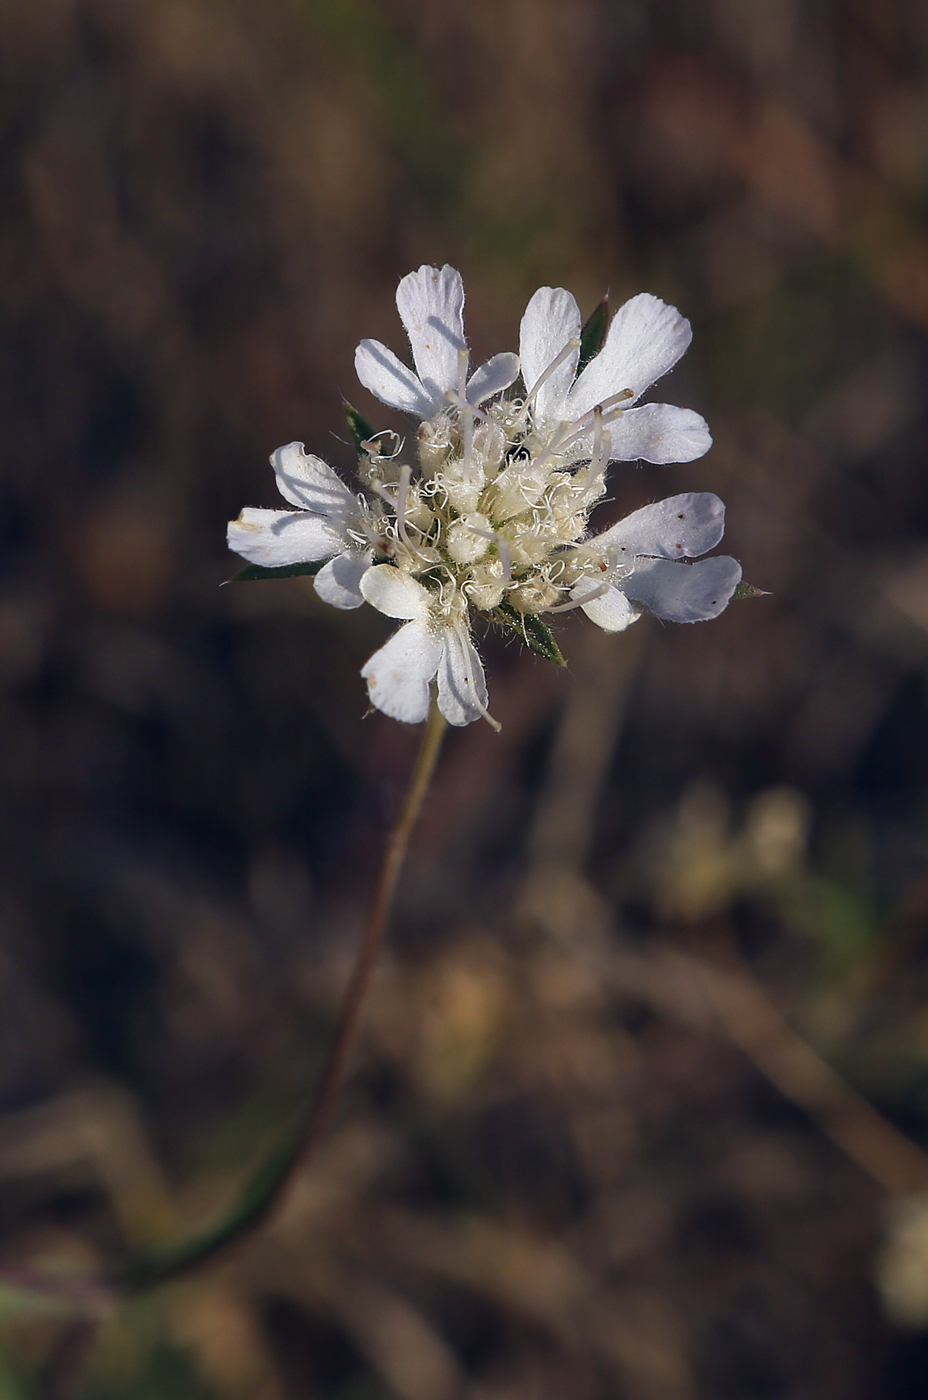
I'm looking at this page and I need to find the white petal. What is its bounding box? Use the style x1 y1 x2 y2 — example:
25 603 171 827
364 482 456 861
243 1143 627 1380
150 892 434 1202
519 287 581 423
313 550 372 609
592 493 725 565
573 583 641 633
360 564 433 620
436 624 488 726
395 264 466 407
624 555 742 623
355 339 434 417
599 404 712 464
271 442 359 520
466 352 520 406
227 508 343 566
567 293 693 417
361 621 442 724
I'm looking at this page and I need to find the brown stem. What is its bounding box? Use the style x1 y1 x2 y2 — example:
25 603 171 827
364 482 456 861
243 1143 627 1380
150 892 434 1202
117 699 448 1290
290 697 448 1165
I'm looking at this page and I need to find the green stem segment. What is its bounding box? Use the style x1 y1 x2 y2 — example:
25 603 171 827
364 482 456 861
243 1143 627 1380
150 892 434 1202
118 701 448 1291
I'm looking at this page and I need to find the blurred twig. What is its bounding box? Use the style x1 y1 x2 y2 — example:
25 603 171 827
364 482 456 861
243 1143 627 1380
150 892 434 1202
685 947 928 1196
610 943 928 1197
35 1321 100 1400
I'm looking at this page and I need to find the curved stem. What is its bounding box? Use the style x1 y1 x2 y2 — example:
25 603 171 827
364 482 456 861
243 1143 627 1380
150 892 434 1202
297 697 448 1158
118 700 448 1290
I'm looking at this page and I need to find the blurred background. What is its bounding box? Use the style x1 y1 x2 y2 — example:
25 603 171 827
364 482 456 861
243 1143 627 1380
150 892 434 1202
3 0 928 1394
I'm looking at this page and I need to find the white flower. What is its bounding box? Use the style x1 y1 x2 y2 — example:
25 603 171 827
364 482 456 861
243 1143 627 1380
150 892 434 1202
358 565 495 728
519 287 712 464
569 493 742 631
228 267 747 729
355 264 520 420
227 443 376 608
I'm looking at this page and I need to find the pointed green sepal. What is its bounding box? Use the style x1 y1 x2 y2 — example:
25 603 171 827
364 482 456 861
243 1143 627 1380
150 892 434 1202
343 400 379 454
732 581 770 600
231 559 327 582
493 601 565 666
577 295 609 375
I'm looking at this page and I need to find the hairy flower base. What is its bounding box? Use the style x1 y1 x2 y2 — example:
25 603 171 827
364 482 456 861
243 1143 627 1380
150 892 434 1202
228 265 742 727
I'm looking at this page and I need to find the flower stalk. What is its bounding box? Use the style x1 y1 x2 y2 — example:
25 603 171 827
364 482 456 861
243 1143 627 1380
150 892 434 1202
116 699 447 1291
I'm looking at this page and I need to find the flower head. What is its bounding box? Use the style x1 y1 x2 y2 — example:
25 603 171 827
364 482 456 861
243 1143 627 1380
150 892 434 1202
228 267 743 728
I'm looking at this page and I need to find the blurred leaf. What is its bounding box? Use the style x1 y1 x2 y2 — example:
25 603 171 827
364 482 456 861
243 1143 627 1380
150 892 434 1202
230 560 326 582
493 602 565 666
0 1346 28 1400
0 1282 80 1320
91 1343 215 1400
577 296 609 375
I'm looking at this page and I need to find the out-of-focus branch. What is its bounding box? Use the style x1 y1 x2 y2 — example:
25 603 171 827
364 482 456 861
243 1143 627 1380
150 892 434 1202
610 943 928 1197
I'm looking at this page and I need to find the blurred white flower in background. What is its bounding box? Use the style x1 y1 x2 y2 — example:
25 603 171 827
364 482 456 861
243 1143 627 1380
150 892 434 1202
229 265 741 727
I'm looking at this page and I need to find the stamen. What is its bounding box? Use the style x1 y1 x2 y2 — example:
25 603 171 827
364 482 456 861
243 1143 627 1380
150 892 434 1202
573 409 612 492
456 345 470 403
469 525 513 582
369 480 398 508
599 387 635 414
498 537 512 583
524 336 581 405
552 389 635 459
395 463 412 548
546 581 611 613
462 404 474 481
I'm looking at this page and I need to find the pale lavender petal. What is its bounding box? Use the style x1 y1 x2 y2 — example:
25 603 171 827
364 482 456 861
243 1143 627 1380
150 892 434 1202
567 293 693 417
624 555 742 623
395 264 466 407
271 442 359 520
597 404 711 464
519 287 581 424
592 493 725 565
313 550 372 610
361 621 442 723
466 352 520 406
227 508 343 566
436 624 489 726
355 339 434 417
360 564 433 621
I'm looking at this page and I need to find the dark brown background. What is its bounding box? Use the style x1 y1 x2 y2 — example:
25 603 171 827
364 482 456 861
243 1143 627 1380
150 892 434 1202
3 0 928 1395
